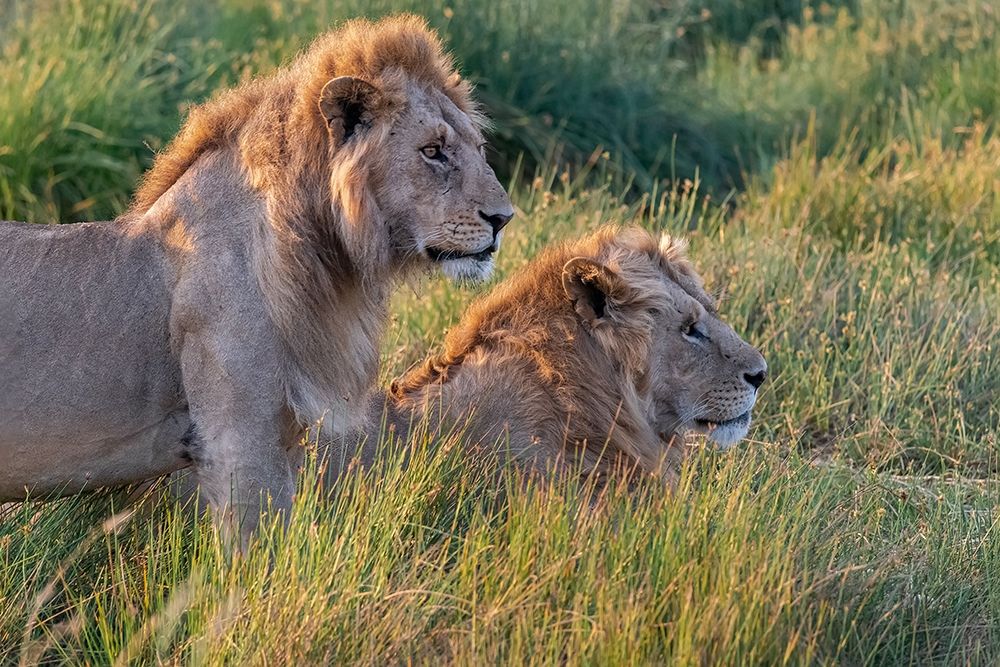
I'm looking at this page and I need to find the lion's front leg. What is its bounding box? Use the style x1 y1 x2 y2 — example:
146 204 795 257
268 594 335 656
180 332 295 552
196 425 295 551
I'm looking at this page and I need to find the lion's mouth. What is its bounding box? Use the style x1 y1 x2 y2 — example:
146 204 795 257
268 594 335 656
426 244 496 263
694 411 751 430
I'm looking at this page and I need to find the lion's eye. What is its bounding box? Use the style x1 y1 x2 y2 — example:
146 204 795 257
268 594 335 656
420 144 445 161
682 321 708 341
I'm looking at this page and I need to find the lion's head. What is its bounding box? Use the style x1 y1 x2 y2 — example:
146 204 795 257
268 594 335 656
288 15 516 284
560 229 767 450
319 72 513 283
133 15 513 284
388 226 766 482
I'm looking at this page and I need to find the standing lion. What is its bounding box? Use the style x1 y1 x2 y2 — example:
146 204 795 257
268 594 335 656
0 15 513 548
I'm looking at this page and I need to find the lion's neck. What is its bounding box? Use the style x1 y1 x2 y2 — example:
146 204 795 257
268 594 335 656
255 217 391 431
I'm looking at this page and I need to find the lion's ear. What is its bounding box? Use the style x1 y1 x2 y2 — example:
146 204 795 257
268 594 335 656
562 257 626 328
318 76 383 145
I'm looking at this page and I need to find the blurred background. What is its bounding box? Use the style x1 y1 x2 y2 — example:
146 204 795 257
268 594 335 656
1 0 996 221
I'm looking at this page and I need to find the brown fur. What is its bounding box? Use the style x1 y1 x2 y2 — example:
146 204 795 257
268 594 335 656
133 14 478 215
334 226 767 487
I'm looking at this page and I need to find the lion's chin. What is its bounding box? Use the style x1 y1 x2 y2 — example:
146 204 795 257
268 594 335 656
685 411 752 451
693 410 750 451
439 256 496 284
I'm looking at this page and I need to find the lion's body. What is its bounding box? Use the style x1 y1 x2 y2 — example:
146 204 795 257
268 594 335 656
335 227 766 486
0 219 188 495
0 16 513 547
0 153 324 497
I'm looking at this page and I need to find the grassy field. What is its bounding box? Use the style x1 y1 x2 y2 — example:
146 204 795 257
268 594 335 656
1 0 998 663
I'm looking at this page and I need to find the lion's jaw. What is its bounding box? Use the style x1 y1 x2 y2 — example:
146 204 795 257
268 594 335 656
436 245 499 283
659 399 756 451
690 410 754 450
653 376 759 452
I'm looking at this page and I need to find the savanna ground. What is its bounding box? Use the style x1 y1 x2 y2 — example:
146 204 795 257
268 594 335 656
1 0 998 663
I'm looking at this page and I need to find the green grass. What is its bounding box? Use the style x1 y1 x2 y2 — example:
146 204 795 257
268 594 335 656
2 0 999 663
4 445 997 662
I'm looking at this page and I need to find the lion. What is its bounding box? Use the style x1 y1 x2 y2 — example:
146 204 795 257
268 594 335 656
0 15 513 548
330 226 767 487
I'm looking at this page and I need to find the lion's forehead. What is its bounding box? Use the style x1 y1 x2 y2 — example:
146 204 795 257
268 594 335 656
659 278 711 315
403 85 482 145
441 105 482 144
672 277 715 313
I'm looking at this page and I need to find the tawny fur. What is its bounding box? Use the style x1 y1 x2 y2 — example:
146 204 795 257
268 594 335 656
333 227 767 488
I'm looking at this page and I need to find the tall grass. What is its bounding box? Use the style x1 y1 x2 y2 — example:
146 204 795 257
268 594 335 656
0 1 208 221
698 0 1000 176
1 0 998 663
3 444 997 663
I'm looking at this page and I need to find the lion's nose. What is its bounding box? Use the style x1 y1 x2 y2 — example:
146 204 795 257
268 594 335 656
479 210 512 235
744 369 767 390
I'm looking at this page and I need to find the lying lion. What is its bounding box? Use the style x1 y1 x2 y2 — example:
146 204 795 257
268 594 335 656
330 226 767 486
0 16 513 548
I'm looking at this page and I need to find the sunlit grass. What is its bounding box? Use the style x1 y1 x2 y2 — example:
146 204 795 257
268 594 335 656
5 162 996 660
3 442 996 663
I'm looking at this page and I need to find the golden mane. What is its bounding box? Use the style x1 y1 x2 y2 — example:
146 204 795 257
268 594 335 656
131 14 476 214
391 226 707 397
